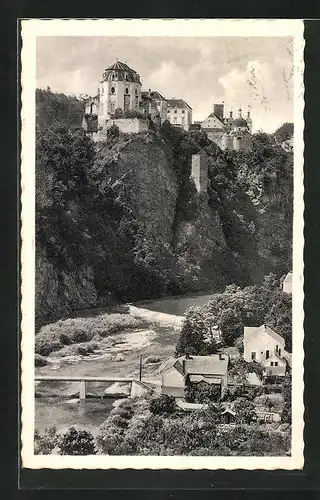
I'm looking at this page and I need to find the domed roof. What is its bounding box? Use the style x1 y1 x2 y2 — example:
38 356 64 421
101 60 141 84
232 117 248 128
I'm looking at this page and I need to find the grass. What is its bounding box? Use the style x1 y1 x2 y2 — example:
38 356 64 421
35 313 147 357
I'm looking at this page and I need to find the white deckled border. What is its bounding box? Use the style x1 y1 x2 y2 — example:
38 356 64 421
20 18 305 470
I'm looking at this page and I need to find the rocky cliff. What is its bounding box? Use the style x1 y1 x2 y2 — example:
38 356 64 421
35 110 292 323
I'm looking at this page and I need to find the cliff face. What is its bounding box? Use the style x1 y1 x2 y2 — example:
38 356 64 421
35 124 292 322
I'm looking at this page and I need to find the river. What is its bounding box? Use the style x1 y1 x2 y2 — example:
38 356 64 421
35 291 216 434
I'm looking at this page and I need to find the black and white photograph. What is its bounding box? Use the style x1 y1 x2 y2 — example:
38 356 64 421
20 19 304 469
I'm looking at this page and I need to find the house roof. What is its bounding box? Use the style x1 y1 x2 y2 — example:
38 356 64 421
141 90 166 101
101 60 141 84
159 354 228 376
244 324 285 346
261 353 286 366
167 99 192 110
205 113 225 126
283 271 292 283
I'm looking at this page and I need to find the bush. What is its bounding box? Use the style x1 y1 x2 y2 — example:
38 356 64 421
149 394 175 415
185 382 221 404
35 354 47 366
35 313 145 355
34 426 60 455
59 427 96 455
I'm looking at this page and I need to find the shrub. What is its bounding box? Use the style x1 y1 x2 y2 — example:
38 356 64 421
34 426 60 455
233 397 257 424
185 381 221 404
35 354 47 366
59 427 96 455
149 394 175 415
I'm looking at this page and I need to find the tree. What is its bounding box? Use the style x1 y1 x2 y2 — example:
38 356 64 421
59 427 96 455
175 307 217 356
233 397 257 424
34 426 60 455
265 290 292 351
149 394 176 415
274 122 294 143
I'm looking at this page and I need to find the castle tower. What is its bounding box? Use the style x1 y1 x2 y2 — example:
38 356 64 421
213 103 224 121
191 153 208 195
98 60 142 128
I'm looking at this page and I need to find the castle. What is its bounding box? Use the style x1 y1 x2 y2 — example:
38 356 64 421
82 60 193 138
199 103 252 152
82 60 252 152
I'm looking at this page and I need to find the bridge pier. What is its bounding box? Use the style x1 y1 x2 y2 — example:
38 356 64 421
79 380 86 400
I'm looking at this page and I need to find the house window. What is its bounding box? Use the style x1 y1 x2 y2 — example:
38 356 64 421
251 352 256 360
278 348 281 357
109 102 116 113
182 109 185 114
125 88 129 95
174 109 177 113
271 362 274 366
266 350 270 359
124 73 128 81
167 109 170 113
275 362 278 367
276 344 278 352
111 87 115 94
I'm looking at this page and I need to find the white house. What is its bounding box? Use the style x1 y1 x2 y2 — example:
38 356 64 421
282 272 292 294
159 354 229 399
243 324 288 376
166 99 193 131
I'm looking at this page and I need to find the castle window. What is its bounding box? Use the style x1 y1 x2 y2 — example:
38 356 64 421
174 109 177 113
251 352 256 360
275 362 278 366
266 350 270 359
271 362 274 366
182 109 185 114
112 73 115 80
135 89 138 95
125 88 129 95
111 87 115 94
124 73 128 81
167 109 170 113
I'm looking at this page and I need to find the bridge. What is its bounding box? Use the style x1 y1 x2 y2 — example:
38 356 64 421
35 375 154 400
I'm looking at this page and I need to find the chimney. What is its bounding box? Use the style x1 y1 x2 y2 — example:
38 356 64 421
230 111 233 118
182 359 186 374
148 88 151 97
239 108 242 118
247 110 251 119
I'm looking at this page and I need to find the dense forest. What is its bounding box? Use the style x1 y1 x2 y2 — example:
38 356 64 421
35 89 293 322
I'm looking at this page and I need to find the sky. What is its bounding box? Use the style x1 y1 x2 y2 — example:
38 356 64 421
36 36 294 133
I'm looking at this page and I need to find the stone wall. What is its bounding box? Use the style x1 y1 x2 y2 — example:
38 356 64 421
108 118 149 134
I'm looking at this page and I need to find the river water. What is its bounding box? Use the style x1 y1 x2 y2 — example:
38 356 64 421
35 291 216 434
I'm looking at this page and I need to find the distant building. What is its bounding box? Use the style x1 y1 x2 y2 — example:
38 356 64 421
141 90 168 123
281 136 293 153
243 324 288 377
83 60 148 138
166 99 193 131
159 353 229 399
282 272 292 294
200 103 252 151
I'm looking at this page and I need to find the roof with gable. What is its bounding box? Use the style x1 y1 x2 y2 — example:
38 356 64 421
101 60 141 84
141 90 167 101
205 112 225 126
159 354 228 377
244 324 285 345
167 99 192 110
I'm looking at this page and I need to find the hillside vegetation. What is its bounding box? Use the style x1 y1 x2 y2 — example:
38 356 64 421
35 89 293 322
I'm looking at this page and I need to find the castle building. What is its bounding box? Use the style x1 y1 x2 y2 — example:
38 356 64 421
141 90 168 123
97 60 142 127
166 99 193 131
200 103 252 151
